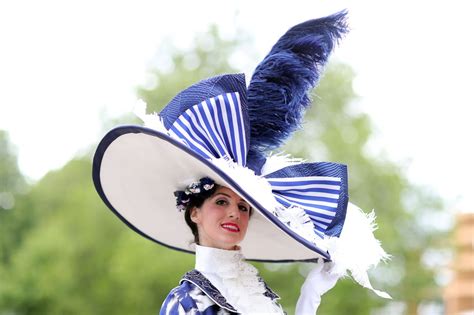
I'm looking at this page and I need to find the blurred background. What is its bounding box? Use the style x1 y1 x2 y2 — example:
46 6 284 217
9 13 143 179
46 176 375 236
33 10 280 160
1 0 473 314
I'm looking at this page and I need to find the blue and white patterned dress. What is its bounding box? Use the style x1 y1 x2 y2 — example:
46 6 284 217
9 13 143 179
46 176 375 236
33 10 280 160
160 269 281 314
160 246 283 315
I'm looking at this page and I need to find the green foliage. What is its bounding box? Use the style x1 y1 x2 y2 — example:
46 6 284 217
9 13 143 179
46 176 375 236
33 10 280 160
0 158 196 314
0 131 29 265
0 131 26 195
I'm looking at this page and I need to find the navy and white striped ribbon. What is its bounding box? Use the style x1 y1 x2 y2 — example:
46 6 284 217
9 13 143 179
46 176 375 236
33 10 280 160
169 92 247 166
167 92 347 239
266 176 342 239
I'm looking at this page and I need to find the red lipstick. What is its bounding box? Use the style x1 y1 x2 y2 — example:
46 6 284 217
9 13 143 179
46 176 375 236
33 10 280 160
221 222 240 232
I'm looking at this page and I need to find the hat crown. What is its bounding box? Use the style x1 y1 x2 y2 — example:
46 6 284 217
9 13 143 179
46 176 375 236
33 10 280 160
159 73 248 130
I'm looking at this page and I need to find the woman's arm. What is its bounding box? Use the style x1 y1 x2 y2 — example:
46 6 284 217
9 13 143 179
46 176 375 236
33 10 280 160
295 261 339 315
160 290 188 315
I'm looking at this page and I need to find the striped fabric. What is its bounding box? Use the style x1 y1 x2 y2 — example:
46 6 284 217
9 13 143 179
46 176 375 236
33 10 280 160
169 92 247 166
166 92 347 239
160 269 281 314
160 280 232 315
267 176 342 239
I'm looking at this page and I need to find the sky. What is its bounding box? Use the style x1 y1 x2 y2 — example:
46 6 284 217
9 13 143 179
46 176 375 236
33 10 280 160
0 0 472 213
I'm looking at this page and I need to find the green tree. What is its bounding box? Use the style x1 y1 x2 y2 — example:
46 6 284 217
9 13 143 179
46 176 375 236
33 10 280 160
0 130 29 264
0 158 196 314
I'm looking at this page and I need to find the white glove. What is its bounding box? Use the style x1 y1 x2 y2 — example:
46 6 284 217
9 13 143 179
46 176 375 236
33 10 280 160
295 259 340 315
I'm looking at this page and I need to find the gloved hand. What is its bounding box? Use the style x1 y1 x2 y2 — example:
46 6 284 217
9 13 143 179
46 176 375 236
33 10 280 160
295 259 340 315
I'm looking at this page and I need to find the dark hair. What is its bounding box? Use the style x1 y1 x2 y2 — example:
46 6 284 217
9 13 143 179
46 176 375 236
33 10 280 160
183 185 253 244
184 191 213 245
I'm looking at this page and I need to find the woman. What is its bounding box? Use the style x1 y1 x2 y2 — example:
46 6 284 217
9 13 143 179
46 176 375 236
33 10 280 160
92 10 389 315
184 184 251 250
164 182 283 314
159 180 342 314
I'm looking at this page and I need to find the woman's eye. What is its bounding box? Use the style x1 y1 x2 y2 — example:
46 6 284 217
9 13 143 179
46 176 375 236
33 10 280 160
216 199 228 206
239 205 249 212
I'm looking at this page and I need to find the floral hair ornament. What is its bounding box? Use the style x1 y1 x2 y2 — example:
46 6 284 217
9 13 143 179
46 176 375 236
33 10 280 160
93 10 390 298
174 177 216 212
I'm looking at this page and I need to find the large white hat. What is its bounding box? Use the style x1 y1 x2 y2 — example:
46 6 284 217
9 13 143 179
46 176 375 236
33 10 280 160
92 12 389 294
92 72 348 262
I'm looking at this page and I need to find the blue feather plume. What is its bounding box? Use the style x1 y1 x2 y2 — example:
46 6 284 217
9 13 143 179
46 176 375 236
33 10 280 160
246 10 349 172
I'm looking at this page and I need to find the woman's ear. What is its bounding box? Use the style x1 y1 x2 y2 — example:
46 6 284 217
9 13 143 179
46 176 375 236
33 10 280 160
190 207 200 224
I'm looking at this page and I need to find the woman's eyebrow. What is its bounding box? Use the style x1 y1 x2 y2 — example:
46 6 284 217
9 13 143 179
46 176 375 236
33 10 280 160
239 199 250 205
214 192 231 198
215 193 248 204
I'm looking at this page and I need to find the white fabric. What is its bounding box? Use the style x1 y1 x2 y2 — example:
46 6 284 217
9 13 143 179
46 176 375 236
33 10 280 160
295 260 339 315
195 245 284 314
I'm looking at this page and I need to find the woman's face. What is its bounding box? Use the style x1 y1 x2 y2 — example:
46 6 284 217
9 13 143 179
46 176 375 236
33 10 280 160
191 186 251 250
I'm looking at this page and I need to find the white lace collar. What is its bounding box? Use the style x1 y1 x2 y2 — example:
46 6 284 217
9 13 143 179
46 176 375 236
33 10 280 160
195 245 245 277
195 245 284 314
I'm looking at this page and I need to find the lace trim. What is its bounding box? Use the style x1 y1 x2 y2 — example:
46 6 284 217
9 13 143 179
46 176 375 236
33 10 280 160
181 270 237 313
181 269 280 313
262 279 280 300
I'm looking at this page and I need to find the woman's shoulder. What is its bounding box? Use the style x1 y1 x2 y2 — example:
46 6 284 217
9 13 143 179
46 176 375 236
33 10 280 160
160 269 281 314
180 270 238 312
160 281 204 313
160 270 235 315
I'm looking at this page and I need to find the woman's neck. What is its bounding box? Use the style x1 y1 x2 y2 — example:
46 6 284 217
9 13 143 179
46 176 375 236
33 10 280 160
195 245 243 275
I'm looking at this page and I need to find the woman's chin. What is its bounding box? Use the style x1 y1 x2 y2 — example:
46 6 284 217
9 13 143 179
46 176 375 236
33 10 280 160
213 238 242 250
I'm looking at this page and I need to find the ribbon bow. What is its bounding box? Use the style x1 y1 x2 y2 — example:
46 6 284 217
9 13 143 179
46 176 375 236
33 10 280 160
166 92 348 240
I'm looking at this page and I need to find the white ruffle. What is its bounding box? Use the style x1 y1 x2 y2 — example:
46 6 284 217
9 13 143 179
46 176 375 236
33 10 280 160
195 245 284 314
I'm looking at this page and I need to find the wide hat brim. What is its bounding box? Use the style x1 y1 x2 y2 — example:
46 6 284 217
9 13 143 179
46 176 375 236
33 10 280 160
93 125 331 262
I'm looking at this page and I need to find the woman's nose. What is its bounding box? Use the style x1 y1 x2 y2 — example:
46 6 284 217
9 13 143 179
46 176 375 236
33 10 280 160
227 205 240 220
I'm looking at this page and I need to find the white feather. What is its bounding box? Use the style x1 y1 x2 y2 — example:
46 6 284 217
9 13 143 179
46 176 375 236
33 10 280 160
133 99 168 133
260 152 305 176
273 205 322 249
211 157 278 211
323 203 392 298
